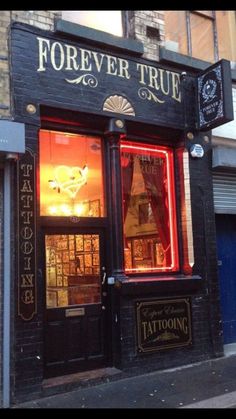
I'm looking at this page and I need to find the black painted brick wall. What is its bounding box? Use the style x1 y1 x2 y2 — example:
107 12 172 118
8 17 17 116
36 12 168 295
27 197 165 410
118 132 223 372
119 292 212 374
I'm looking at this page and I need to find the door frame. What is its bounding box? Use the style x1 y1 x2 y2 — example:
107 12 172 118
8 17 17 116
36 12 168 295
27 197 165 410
40 224 112 378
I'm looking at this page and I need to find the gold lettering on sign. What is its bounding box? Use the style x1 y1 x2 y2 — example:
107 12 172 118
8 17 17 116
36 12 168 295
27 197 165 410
20 274 34 287
18 150 37 321
23 257 31 271
21 195 33 207
136 299 192 353
36 36 181 104
21 179 33 193
22 289 34 304
137 63 181 104
142 317 188 341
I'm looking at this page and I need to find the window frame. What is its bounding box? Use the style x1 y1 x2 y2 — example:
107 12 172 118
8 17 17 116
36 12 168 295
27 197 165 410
120 140 180 276
187 10 218 62
164 10 219 62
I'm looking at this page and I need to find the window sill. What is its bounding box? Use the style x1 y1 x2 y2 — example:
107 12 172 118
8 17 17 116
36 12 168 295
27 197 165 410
120 274 203 295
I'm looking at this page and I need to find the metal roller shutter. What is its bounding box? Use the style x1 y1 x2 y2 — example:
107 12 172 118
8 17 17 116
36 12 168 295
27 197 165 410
213 171 236 214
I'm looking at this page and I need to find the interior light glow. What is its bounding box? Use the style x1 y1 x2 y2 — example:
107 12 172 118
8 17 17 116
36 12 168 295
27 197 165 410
49 206 58 215
74 204 85 216
40 130 105 217
61 204 72 216
48 164 88 199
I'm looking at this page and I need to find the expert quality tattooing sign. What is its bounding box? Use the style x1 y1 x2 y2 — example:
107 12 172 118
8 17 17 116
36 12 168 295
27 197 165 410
136 298 192 353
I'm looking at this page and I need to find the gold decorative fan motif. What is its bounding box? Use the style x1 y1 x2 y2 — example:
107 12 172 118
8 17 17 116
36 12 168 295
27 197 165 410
103 95 135 116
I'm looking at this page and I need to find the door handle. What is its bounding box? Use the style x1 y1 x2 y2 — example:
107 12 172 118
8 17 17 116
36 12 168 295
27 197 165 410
101 266 106 285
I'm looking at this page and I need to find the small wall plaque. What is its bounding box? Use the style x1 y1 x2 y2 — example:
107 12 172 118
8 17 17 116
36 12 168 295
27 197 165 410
136 297 192 353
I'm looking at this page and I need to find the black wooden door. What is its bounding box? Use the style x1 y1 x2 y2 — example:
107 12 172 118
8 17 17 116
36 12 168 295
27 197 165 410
43 231 108 378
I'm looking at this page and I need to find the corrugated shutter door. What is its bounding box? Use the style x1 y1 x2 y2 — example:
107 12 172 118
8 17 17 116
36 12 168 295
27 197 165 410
213 171 236 214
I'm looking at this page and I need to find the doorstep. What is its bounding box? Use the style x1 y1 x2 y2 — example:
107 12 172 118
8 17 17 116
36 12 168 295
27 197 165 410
42 367 123 397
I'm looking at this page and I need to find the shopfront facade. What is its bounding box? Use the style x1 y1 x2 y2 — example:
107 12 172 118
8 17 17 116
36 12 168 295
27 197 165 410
9 21 225 403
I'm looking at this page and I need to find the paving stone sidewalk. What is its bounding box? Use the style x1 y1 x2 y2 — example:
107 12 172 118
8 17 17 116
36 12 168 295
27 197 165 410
13 354 236 409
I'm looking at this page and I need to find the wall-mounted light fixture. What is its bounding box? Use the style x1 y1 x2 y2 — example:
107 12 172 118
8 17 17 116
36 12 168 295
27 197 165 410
26 104 37 114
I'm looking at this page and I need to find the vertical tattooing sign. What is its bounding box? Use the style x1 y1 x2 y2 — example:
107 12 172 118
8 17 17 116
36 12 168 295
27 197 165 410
18 149 37 321
197 59 233 130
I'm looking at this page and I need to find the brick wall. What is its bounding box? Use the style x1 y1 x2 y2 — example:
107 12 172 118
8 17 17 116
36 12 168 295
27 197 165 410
0 11 11 118
0 11 61 119
127 10 165 60
0 10 61 405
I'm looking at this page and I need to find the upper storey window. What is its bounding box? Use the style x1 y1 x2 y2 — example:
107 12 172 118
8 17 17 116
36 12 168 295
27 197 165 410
164 11 217 63
62 10 123 37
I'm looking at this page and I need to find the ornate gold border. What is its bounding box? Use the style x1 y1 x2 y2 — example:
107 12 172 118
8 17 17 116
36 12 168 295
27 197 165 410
136 297 192 353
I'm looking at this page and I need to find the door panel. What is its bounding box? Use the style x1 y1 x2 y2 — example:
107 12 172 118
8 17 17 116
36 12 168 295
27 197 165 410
216 214 236 344
44 231 108 378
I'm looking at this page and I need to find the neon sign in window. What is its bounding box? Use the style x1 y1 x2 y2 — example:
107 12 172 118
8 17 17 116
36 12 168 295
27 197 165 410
121 141 179 274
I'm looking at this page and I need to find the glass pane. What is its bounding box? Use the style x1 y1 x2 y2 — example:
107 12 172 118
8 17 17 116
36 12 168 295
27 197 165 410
45 234 101 308
62 11 123 37
164 11 188 55
190 13 215 62
121 141 179 274
39 130 105 217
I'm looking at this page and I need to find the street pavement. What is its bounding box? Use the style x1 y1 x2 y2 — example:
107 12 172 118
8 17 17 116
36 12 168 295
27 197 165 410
13 352 236 409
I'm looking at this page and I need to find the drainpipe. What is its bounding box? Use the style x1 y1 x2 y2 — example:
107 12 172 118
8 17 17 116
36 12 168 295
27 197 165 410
3 160 11 408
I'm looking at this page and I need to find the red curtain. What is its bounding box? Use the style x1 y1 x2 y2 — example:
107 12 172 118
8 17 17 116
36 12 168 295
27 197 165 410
121 153 134 222
139 158 171 266
121 152 134 249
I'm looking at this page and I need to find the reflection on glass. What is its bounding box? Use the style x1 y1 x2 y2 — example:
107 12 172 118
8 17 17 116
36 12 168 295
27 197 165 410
46 234 101 308
39 130 105 217
121 141 179 273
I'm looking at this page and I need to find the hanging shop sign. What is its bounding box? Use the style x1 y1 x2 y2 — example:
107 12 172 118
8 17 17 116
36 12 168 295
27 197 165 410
136 298 192 353
10 23 190 130
197 59 234 131
17 149 37 321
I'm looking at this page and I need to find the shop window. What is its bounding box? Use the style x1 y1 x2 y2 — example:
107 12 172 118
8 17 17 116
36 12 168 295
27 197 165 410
39 130 105 217
62 10 123 37
164 11 217 63
120 141 179 274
